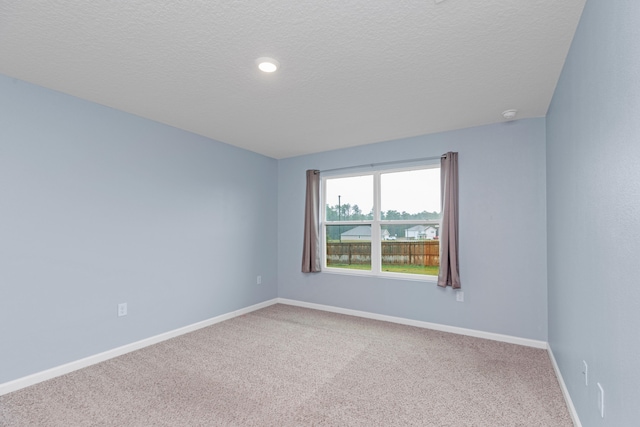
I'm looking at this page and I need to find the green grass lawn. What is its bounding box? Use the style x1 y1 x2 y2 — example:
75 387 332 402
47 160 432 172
327 263 439 276
328 263 371 270
382 264 439 276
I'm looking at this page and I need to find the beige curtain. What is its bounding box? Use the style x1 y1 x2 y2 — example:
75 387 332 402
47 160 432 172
438 152 461 288
302 169 321 273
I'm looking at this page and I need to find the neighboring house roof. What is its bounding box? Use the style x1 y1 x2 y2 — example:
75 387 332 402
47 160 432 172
341 226 389 237
341 226 371 236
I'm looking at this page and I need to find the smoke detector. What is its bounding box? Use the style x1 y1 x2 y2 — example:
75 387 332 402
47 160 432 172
502 109 518 120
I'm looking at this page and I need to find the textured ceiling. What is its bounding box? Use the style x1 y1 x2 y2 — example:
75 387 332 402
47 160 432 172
0 0 586 159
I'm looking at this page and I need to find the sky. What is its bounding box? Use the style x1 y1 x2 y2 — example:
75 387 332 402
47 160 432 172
324 168 441 215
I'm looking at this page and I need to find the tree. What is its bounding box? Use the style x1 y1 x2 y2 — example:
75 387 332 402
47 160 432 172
384 210 401 220
341 203 351 219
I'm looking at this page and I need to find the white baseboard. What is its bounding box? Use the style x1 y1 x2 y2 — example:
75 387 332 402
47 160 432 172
548 345 582 427
277 298 548 349
0 298 279 397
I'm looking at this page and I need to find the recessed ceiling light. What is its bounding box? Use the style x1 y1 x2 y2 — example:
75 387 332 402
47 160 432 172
502 109 518 120
256 57 279 73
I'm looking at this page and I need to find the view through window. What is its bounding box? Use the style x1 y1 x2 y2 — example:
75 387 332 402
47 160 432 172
323 165 441 277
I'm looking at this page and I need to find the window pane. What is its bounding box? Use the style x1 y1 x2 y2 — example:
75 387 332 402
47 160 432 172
325 175 373 221
381 169 440 219
325 225 371 271
322 166 441 278
380 225 440 276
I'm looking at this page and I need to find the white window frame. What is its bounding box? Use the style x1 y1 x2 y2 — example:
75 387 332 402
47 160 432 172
321 163 440 281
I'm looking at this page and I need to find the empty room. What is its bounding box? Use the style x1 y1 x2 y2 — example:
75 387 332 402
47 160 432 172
1 1 638 426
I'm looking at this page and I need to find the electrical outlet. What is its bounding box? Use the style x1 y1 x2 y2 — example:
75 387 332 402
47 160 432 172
583 360 588 385
456 291 464 302
118 303 127 317
597 383 604 418
257 275 262 285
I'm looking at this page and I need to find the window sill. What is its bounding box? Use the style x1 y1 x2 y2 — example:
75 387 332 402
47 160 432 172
322 267 438 283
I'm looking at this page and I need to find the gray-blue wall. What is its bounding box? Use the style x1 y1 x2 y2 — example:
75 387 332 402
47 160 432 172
0 75 278 383
546 0 640 425
278 118 548 341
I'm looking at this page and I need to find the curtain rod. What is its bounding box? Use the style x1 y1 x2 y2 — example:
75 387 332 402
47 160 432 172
319 155 445 174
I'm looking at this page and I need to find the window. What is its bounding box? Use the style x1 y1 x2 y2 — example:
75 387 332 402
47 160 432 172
322 165 441 278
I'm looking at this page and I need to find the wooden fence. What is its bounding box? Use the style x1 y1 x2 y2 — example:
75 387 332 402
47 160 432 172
326 241 439 266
